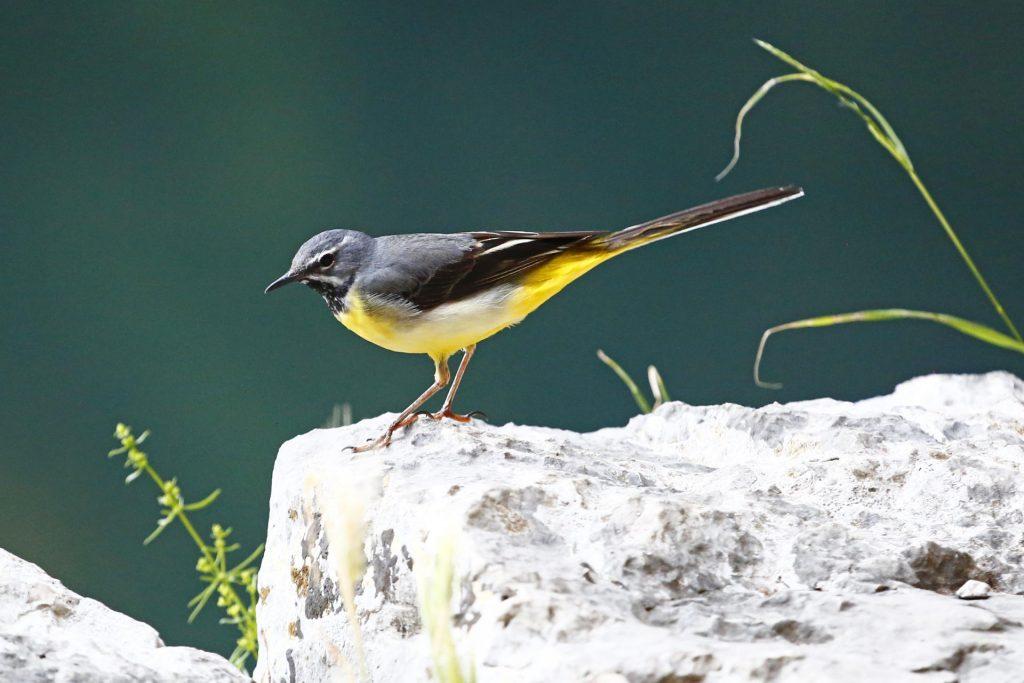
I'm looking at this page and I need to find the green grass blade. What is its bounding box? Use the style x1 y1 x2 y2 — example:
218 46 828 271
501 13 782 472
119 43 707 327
754 308 1024 389
751 40 909 161
716 72 813 181
719 39 1021 343
597 350 651 413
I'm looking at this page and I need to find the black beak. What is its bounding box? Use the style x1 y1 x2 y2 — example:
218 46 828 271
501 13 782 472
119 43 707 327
265 270 300 293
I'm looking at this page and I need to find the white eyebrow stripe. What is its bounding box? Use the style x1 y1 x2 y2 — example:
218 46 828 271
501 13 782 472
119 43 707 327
314 235 350 260
305 274 350 287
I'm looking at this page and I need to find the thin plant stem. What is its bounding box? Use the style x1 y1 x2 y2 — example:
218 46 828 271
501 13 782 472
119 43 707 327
719 39 1021 344
904 170 1021 342
716 72 814 181
753 308 1024 388
597 349 651 413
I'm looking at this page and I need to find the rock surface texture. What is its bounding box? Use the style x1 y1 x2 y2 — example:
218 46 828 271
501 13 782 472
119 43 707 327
0 548 246 682
256 372 1024 683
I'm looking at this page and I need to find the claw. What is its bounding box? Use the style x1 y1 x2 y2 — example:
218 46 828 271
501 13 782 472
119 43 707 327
395 413 421 429
349 433 392 453
428 408 485 423
345 412 421 453
466 410 488 421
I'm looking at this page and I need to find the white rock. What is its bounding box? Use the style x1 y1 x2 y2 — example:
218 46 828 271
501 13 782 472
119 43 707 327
0 548 246 682
956 580 992 600
255 372 1024 683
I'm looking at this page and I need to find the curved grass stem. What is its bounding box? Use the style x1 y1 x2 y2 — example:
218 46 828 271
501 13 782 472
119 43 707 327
597 350 652 413
716 72 814 181
719 39 1021 351
754 309 1024 389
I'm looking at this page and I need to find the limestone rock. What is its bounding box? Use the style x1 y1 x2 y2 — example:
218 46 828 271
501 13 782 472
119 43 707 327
0 547 246 682
956 580 992 600
255 372 1024 682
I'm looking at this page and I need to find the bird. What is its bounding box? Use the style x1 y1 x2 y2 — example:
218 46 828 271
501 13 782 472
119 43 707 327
266 185 803 451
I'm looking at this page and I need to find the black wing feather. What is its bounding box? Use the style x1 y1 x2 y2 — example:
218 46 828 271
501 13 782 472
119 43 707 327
406 230 604 310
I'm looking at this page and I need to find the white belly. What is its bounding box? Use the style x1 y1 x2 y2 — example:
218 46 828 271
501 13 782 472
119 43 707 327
338 285 524 357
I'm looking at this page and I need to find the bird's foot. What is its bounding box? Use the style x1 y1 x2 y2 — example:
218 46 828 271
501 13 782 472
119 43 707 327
419 408 486 423
346 433 391 453
344 413 421 452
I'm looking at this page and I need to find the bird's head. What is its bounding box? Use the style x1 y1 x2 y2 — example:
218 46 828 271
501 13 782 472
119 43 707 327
265 229 373 298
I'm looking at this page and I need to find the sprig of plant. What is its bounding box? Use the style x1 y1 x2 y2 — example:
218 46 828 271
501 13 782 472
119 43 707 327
717 40 1022 386
108 424 263 670
596 349 670 413
416 532 475 683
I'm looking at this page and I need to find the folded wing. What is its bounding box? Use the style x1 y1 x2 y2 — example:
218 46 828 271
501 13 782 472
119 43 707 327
366 231 606 311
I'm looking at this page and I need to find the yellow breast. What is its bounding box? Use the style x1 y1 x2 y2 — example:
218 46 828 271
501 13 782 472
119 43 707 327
336 294 408 352
338 287 524 359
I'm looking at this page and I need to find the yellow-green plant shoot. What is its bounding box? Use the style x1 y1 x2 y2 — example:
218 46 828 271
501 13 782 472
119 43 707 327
597 349 671 413
416 532 475 683
107 424 263 671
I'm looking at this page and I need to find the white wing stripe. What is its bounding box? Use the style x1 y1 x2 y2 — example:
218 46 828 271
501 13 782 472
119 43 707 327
479 238 536 254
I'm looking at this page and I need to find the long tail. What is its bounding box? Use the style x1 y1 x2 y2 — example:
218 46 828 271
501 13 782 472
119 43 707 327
597 185 803 252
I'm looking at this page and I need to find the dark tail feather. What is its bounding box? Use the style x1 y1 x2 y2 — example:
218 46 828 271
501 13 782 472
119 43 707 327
598 185 803 251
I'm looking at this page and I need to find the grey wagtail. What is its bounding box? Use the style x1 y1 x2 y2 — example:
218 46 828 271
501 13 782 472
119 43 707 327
266 185 802 451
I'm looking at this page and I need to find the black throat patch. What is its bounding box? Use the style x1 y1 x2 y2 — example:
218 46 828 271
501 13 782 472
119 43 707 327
305 275 354 316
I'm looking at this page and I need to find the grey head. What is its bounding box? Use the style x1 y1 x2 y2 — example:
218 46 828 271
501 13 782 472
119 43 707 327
265 229 374 314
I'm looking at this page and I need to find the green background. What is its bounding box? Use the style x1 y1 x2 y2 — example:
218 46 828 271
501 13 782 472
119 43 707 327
2 1 1022 659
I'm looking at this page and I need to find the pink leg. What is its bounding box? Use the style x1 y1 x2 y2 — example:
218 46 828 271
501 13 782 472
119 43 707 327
349 355 451 452
431 345 479 422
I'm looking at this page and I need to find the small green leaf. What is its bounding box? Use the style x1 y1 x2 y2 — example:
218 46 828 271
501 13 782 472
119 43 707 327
231 544 265 574
183 488 221 511
143 516 173 545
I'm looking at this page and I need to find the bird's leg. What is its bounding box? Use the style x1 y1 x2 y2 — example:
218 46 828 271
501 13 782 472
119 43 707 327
429 344 480 422
349 356 450 452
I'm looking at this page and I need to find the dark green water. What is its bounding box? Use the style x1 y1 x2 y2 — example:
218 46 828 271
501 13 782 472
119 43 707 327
2 1 1022 659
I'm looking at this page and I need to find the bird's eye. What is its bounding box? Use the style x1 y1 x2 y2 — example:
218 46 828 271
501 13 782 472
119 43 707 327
318 252 335 268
